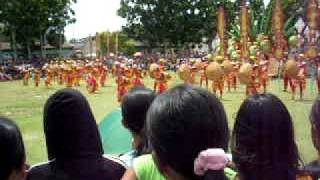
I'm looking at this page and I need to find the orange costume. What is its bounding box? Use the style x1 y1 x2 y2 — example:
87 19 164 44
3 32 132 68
45 69 54 88
22 69 30 86
34 70 41 87
292 62 307 100
86 72 98 93
132 68 144 87
212 78 224 98
65 69 74 88
259 61 269 93
200 64 209 89
117 75 129 102
157 72 170 94
99 66 108 87
246 64 260 96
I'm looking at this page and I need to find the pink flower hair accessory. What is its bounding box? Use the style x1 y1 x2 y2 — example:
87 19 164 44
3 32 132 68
194 148 231 176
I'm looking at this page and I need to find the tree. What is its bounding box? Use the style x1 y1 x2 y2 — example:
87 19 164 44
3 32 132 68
118 0 237 51
0 0 76 60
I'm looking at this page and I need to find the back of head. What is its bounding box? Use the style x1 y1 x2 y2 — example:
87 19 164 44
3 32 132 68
0 117 25 180
232 93 299 180
147 85 229 180
121 86 156 155
43 88 103 161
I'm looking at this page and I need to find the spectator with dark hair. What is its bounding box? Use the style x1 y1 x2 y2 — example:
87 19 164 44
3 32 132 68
304 96 320 179
120 86 156 166
232 93 300 180
140 85 230 180
27 89 126 180
0 117 27 180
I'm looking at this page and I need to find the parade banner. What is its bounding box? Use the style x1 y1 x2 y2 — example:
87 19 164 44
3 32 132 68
272 0 286 59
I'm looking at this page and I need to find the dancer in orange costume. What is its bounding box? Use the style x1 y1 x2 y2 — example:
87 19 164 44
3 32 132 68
200 63 208 89
132 67 144 87
86 66 99 94
292 61 307 100
21 68 30 86
232 61 240 91
34 69 41 87
189 66 198 85
153 66 161 92
99 65 108 87
65 68 74 88
157 72 171 94
283 57 294 92
259 59 269 93
212 78 224 98
44 68 53 88
117 75 130 102
246 64 260 96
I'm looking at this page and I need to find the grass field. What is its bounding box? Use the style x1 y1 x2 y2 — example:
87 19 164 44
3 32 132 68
0 74 318 165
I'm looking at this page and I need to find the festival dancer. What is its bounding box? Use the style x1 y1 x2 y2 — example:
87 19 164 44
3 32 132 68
293 61 307 100
21 68 30 86
259 59 269 93
132 67 144 87
34 69 41 87
157 72 171 94
246 63 260 96
86 66 99 93
44 67 53 88
99 65 108 87
200 63 209 89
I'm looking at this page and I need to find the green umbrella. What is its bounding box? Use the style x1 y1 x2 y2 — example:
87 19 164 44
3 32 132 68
99 108 132 154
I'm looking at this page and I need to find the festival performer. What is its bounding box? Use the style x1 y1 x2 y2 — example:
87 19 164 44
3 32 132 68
283 60 295 92
86 66 99 93
157 72 171 94
99 65 108 87
212 76 224 98
117 71 130 102
65 66 74 88
293 60 307 100
21 68 30 86
33 69 41 87
44 67 53 88
200 62 209 89
259 57 269 93
132 67 144 87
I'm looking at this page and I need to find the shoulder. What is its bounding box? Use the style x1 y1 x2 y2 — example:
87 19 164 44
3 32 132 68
103 154 127 169
133 154 164 180
27 161 52 180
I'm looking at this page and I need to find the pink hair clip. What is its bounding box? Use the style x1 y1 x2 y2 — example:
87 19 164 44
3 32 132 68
194 148 231 176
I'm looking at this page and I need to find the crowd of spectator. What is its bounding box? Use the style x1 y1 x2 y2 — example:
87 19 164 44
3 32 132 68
1 84 320 180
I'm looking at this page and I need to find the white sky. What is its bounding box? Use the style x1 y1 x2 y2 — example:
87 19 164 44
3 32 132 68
65 0 271 40
65 0 126 40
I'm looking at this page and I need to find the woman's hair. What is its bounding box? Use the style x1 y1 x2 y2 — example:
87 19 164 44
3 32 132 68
232 93 300 180
0 117 25 180
147 84 229 180
121 86 156 155
43 88 103 161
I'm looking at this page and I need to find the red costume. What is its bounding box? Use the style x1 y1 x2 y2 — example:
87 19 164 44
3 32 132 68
200 64 209 89
86 73 98 93
259 61 269 93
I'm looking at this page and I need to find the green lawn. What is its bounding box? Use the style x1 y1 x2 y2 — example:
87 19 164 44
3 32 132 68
0 74 318 165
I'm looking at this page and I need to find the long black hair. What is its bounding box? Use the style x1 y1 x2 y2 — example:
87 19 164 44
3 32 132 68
0 117 25 180
121 86 156 156
147 84 229 180
232 93 300 180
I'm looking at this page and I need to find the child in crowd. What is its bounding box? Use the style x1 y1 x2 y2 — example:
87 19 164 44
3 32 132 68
27 89 126 180
127 85 230 180
232 93 300 180
120 86 156 166
0 117 27 180
304 96 320 179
